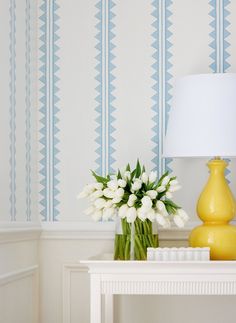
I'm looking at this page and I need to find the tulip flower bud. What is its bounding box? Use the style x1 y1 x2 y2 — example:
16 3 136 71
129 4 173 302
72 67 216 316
94 198 106 210
161 175 170 186
146 190 157 200
126 207 137 223
118 179 127 188
173 215 185 228
107 180 118 191
141 172 148 184
149 171 157 183
156 185 166 193
118 204 129 218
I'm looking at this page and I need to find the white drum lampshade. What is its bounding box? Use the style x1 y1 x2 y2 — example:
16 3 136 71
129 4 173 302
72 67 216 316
164 73 236 158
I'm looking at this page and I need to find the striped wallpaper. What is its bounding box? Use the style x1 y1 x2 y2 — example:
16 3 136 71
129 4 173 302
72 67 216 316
39 0 235 222
0 0 38 223
1 1 236 223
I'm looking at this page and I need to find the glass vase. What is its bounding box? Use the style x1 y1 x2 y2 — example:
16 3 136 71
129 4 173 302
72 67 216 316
113 217 159 261
134 218 159 260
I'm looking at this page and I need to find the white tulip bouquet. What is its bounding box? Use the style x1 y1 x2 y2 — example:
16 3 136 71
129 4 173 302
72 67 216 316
78 160 189 260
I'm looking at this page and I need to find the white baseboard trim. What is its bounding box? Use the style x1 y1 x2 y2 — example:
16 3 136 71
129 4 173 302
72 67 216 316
41 221 200 241
0 265 38 286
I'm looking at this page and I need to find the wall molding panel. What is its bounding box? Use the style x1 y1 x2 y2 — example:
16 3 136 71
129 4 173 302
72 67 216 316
62 264 88 323
0 265 38 286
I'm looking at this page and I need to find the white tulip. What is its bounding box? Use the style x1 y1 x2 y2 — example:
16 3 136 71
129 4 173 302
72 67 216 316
141 172 149 184
156 200 165 211
156 200 168 217
103 188 115 198
137 207 147 221
168 185 181 193
177 209 189 222
146 208 155 221
173 215 185 228
163 218 171 228
77 191 88 199
107 180 118 191
146 190 157 200
149 171 157 183
156 185 166 193
94 198 106 210
112 196 122 204
90 189 103 201
84 206 95 216
118 179 127 188
115 188 124 198
141 196 152 210
105 200 113 208
118 204 129 218
93 183 104 190
127 194 137 207
131 179 142 191
92 210 102 221
161 175 170 186
170 179 178 186
102 207 115 221
126 207 137 223
155 213 166 226
123 171 131 181
166 191 173 199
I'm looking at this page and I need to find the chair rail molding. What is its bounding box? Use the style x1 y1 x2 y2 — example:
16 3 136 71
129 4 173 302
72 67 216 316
41 221 200 241
0 223 42 244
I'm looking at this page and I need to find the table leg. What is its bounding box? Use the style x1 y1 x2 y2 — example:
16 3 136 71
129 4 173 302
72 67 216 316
90 274 101 323
104 294 113 323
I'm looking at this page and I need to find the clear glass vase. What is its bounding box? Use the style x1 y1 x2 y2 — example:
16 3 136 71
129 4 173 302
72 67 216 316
113 217 159 261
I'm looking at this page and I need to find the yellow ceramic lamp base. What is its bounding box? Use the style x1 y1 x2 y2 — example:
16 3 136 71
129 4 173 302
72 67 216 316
189 159 236 260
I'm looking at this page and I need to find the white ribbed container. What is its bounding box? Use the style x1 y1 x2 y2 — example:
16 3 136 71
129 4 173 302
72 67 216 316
147 247 210 261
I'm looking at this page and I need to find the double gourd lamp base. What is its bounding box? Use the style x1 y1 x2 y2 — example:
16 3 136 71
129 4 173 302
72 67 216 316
164 73 236 260
189 159 236 260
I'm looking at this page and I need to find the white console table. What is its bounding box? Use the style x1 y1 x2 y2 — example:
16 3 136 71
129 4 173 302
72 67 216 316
81 255 236 323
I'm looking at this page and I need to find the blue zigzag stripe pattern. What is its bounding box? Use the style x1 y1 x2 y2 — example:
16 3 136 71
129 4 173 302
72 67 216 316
9 0 16 221
39 0 60 221
209 0 231 179
94 0 116 176
25 0 31 221
151 0 173 177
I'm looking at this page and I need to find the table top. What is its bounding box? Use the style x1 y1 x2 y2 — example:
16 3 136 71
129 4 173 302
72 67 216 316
80 253 236 274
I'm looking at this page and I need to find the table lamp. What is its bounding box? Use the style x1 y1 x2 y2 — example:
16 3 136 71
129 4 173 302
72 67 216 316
164 73 236 260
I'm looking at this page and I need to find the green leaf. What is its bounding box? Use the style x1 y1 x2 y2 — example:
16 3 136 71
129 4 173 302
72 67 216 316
164 199 181 209
142 165 145 173
117 169 122 179
158 171 169 185
126 163 131 171
91 170 108 184
135 159 141 178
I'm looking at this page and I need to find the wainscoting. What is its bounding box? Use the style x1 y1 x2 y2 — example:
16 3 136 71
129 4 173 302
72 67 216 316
0 226 41 323
39 223 236 323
